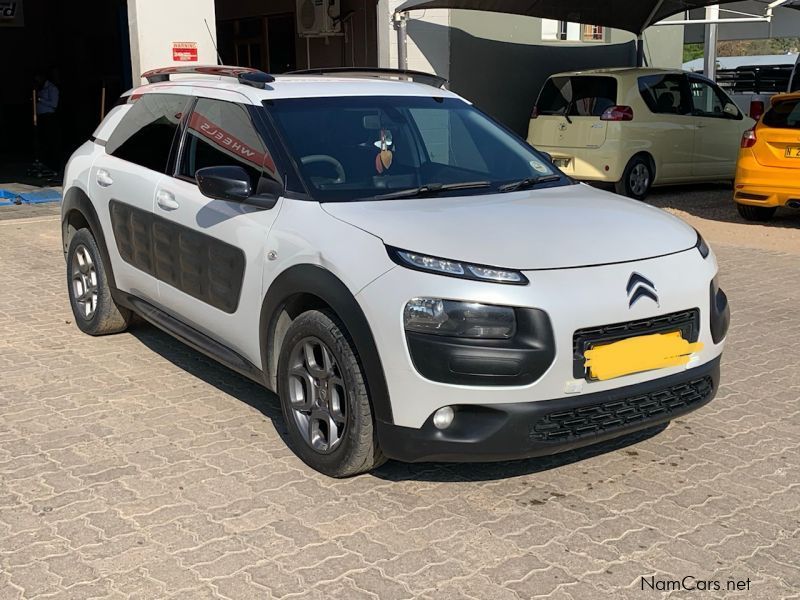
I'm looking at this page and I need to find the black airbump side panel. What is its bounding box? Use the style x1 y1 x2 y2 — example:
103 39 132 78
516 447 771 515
109 199 245 314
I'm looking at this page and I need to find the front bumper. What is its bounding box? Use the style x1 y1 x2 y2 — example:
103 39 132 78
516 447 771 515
377 356 720 463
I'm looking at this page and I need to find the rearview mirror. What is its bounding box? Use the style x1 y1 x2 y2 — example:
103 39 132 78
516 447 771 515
723 103 740 118
196 166 252 202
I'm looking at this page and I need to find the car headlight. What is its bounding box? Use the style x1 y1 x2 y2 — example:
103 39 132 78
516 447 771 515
388 247 528 285
695 230 710 259
404 298 516 339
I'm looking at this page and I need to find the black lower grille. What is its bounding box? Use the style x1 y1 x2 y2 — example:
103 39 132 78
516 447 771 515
529 375 714 443
573 309 700 379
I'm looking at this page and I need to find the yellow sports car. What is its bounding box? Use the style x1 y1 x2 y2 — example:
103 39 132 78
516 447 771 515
734 92 800 222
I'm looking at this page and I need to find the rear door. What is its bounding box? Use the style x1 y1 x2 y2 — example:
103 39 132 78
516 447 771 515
528 75 617 153
153 94 284 362
752 97 800 167
90 93 191 302
688 75 749 178
637 73 695 181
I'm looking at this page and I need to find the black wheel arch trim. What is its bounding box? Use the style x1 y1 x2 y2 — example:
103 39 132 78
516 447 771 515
61 186 117 290
259 264 394 424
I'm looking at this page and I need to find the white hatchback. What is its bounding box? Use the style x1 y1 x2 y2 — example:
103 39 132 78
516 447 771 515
62 66 728 477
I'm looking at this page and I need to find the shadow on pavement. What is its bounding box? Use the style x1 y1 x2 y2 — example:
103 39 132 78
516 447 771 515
646 182 800 229
129 321 290 441
131 320 669 482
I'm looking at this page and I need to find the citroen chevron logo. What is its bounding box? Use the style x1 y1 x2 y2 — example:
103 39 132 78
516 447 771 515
627 272 659 308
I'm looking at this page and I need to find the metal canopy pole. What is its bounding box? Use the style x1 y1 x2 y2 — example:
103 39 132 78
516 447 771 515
394 12 408 70
703 4 719 80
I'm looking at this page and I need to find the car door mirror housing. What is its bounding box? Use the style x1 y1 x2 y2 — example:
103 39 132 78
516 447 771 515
723 103 740 118
196 166 253 202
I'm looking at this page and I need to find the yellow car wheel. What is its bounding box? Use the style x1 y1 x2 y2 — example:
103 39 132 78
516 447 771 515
736 203 777 222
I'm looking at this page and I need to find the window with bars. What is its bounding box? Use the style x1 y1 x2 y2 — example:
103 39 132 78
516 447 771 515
542 19 606 42
582 24 606 42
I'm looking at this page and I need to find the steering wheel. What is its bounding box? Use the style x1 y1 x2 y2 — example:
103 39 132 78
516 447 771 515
301 155 346 184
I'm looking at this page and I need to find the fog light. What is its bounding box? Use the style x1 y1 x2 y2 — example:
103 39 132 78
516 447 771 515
433 406 455 430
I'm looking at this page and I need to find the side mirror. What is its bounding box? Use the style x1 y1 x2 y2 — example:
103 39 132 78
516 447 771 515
196 166 252 202
540 152 554 164
723 103 740 118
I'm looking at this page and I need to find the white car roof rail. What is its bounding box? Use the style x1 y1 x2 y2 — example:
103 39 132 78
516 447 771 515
286 67 447 89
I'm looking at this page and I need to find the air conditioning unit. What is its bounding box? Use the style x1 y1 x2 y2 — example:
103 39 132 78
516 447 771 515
296 0 341 37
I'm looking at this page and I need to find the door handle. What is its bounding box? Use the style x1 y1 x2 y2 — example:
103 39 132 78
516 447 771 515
96 169 113 187
156 190 179 211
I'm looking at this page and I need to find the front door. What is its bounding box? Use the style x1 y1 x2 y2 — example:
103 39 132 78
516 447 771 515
153 95 284 364
688 76 748 179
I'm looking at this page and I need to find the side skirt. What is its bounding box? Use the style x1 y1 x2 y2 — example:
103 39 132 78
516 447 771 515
114 290 267 388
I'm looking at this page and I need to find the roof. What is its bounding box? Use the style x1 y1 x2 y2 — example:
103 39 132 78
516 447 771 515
394 0 749 35
771 91 800 104
548 67 686 78
683 54 799 72
129 73 460 104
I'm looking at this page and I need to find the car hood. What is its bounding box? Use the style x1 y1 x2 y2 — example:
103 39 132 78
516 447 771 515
321 184 698 270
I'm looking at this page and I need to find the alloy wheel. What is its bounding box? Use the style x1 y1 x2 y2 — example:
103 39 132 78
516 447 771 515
287 336 348 453
630 163 650 197
71 244 99 319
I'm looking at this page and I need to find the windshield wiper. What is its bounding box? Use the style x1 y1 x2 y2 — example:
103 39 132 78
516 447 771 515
372 181 491 200
559 97 574 124
498 175 562 193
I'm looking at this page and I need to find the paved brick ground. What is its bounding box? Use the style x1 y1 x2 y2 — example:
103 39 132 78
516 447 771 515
0 212 798 599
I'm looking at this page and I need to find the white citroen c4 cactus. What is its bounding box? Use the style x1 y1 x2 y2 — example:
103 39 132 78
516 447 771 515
61 66 729 477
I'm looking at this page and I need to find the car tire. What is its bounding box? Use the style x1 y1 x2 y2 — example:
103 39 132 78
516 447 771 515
736 203 776 222
66 228 131 336
277 309 386 477
615 156 653 200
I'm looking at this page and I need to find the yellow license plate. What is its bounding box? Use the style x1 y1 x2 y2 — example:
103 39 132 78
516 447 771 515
584 331 704 381
784 146 800 158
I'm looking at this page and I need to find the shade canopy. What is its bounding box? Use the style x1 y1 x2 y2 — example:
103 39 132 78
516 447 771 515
394 0 749 35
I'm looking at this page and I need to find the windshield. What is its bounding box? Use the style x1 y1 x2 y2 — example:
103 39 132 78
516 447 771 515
265 96 569 201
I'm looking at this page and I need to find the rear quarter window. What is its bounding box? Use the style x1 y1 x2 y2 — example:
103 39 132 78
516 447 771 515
763 99 800 129
106 94 191 173
536 76 618 117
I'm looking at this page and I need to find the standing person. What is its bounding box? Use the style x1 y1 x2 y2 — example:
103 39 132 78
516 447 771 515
34 71 61 172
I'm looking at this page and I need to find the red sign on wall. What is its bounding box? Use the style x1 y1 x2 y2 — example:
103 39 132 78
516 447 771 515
172 42 198 62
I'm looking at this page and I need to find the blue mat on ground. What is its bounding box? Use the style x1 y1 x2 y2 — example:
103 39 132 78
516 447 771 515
0 188 62 206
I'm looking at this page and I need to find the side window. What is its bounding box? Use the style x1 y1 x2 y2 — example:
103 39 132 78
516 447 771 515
178 98 279 191
638 75 690 115
106 94 190 173
689 78 730 118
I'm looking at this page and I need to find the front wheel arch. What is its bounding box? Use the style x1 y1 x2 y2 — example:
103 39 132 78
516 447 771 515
259 265 393 425
61 186 118 291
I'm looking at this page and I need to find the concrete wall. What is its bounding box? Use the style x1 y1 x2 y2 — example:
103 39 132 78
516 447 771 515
216 0 378 71
447 24 636 136
450 11 683 68
127 0 218 81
